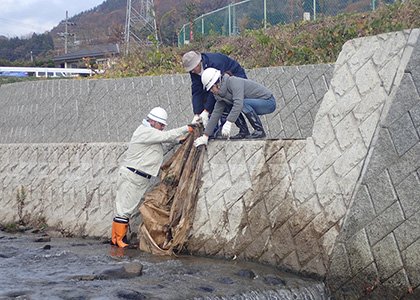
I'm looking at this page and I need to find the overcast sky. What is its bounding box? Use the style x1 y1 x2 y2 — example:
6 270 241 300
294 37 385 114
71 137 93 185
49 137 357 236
0 0 105 38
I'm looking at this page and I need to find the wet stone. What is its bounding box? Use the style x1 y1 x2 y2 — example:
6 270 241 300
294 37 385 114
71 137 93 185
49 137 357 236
18 227 32 233
263 275 287 286
124 261 143 275
33 235 51 242
68 275 95 281
142 283 165 290
154 284 165 289
171 267 199 275
70 243 90 247
52 289 89 300
43 244 51 250
218 277 234 284
183 268 199 275
116 289 147 300
99 266 127 279
4 290 31 298
234 269 256 278
99 262 143 279
196 286 215 293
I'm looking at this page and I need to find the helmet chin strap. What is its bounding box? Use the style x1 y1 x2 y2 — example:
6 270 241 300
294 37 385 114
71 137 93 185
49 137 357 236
150 120 163 129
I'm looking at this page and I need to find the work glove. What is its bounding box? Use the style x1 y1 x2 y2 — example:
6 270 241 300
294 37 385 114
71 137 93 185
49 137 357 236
194 135 209 147
221 121 232 138
200 110 210 128
191 115 201 125
180 124 196 144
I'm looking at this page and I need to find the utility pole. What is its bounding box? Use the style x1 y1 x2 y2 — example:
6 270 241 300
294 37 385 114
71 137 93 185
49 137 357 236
124 0 158 54
58 11 76 55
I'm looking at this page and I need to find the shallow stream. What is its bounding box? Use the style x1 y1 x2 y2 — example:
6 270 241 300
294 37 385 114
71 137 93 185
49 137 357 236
0 230 330 300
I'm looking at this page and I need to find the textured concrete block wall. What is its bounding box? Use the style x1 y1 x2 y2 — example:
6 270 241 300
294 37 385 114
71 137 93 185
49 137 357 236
327 31 420 299
0 142 181 237
0 65 333 144
0 143 126 236
0 63 333 235
186 28 420 299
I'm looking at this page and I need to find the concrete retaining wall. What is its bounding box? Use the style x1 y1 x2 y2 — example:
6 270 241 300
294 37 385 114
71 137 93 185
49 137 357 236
0 64 333 144
0 29 419 299
184 29 420 299
0 54 333 240
327 30 420 299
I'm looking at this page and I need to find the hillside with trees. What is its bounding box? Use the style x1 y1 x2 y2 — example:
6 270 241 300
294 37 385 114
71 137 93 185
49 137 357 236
0 0 418 76
0 0 232 63
0 33 55 65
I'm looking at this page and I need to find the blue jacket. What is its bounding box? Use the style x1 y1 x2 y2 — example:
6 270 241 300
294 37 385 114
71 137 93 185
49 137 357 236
189 53 247 114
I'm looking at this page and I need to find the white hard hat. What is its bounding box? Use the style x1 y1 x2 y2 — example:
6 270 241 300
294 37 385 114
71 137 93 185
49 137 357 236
147 107 168 125
201 67 221 91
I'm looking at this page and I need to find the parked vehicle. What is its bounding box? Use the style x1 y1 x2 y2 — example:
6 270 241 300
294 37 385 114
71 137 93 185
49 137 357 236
0 71 28 77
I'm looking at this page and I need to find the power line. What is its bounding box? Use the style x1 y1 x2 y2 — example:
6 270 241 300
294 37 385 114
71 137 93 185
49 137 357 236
0 17 48 37
0 17 45 31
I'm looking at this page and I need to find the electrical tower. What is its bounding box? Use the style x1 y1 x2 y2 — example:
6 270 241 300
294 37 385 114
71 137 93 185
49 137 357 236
124 0 158 54
58 11 76 55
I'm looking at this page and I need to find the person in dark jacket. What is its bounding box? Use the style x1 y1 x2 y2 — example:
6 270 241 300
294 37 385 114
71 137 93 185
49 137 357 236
194 68 276 147
182 50 249 139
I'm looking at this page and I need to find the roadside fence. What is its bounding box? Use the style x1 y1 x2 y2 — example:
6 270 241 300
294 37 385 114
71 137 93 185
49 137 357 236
178 0 392 46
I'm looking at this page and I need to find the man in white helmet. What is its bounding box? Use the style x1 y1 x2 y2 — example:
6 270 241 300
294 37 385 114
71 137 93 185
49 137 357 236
111 107 194 248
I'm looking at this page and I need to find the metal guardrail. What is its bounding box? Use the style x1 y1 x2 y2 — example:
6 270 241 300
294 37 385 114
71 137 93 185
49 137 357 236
178 0 390 46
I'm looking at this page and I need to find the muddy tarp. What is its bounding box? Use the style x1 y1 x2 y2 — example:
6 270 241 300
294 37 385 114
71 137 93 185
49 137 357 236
138 126 205 255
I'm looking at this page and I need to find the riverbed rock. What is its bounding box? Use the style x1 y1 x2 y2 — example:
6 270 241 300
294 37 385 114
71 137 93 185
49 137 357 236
33 235 51 242
195 286 215 293
234 269 256 279
115 289 146 300
3 290 32 298
123 261 143 276
99 261 143 279
263 275 287 286
217 277 234 284
44 228 68 238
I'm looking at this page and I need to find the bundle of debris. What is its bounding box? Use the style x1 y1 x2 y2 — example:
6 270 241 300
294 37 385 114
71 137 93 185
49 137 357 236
139 126 205 255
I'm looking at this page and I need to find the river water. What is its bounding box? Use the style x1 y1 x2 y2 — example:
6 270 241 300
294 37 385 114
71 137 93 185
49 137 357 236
0 230 330 300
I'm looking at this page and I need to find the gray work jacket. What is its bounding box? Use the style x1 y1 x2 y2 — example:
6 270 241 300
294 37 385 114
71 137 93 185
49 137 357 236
123 119 190 177
204 74 273 137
